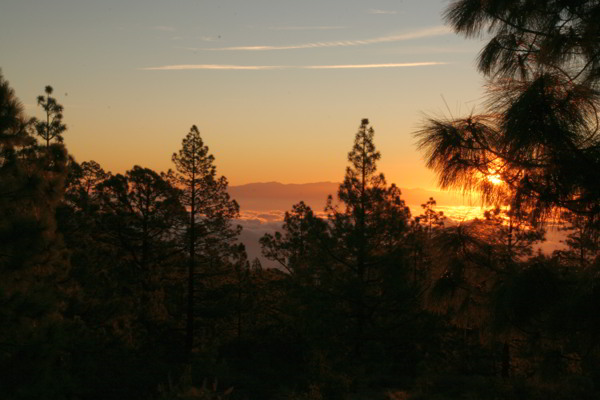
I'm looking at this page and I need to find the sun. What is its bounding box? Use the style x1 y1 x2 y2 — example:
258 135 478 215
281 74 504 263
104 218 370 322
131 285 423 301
484 158 505 186
487 174 503 185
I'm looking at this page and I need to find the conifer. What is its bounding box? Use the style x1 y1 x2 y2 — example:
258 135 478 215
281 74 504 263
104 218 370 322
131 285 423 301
171 125 241 356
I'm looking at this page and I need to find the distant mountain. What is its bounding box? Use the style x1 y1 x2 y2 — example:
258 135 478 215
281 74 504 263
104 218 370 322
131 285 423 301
228 181 478 213
228 182 338 212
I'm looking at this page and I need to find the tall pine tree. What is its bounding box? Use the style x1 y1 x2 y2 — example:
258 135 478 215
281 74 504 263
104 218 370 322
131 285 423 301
324 119 414 358
34 85 66 147
171 125 241 356
0 73 71 398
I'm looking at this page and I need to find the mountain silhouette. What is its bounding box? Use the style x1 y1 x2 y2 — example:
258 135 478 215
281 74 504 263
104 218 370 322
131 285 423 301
228 181 479 213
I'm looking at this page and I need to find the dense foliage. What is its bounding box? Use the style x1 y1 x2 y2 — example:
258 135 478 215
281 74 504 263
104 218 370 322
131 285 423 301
413 0 600 398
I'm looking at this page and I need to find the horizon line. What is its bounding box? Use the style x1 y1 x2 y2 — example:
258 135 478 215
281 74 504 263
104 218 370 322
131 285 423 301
228 180 459 192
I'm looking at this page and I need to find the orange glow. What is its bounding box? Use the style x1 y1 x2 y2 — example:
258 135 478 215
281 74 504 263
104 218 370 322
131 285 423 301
484 158 505 186
487 174 503 185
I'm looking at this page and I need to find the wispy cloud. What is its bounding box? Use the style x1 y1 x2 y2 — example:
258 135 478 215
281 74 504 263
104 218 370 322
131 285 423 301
368 9 398 15
203 26 450 51
140 62 448 71
140 64 282 71
303 62 447 69
379 45 477 55
200 35 221 42
154 25 175 32
267 25 346 31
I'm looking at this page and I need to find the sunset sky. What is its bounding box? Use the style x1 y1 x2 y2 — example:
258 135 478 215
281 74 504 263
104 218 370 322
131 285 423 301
0 0 487 189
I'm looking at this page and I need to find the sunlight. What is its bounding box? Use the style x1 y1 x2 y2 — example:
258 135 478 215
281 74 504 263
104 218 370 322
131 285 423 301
487 174 503 185
484 158 505 186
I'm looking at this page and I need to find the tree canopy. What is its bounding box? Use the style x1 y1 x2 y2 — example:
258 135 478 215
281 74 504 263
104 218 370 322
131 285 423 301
417 0 600 224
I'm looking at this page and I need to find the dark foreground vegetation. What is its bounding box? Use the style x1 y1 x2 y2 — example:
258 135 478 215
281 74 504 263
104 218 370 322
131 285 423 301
2 1 600 399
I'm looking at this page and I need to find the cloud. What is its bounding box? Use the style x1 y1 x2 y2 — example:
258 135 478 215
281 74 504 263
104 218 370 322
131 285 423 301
154 25 176 32
199 36 221 42
379 45 477 55
235 207 565 268
429 205 486 222
140 64 282 71
140 61 448 71
203 26 450 51
304 62 447 69
239 209 286 223
368 9 398 15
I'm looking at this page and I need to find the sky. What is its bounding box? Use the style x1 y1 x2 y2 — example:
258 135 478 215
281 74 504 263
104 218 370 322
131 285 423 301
0 0 488 189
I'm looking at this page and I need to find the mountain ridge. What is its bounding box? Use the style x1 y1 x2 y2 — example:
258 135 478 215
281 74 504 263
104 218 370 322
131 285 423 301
228 181 478 212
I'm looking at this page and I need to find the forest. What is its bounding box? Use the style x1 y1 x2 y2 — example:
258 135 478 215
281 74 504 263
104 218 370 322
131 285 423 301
1 1 600 399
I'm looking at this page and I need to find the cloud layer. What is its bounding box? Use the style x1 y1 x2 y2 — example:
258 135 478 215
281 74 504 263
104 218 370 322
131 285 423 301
141 64 280 71
140 61 448 71
203 26 450 51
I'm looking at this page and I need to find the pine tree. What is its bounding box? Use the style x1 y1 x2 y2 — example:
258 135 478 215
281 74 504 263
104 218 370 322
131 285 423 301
171 125 241 356
0 73 71 398
417 0 600 224
260 201 327 276
259 120 422 391
323 119 416 367
556 210 600 268
98 166 183 272
416 197 446 238
34 85 66 147
96 166 185 333
415 4 600 382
